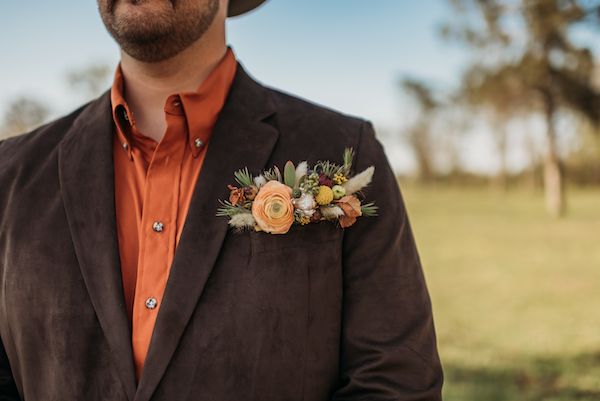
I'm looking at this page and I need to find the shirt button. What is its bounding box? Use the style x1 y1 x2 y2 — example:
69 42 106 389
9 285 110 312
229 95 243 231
145 297 158 309
152 221 164 232
194 138 204 148
171 95 181 107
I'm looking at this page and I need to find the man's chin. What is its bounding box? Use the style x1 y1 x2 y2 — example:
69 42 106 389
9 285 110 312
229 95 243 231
109 3 174 42
99 0 220 62
116 30 189 63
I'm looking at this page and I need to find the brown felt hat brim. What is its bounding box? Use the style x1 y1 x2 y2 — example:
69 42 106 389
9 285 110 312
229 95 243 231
228 0 267 17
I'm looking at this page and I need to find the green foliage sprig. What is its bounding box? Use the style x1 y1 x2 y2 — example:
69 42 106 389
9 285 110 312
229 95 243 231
216 199 249 217
361 202 379 217
233 167 254 187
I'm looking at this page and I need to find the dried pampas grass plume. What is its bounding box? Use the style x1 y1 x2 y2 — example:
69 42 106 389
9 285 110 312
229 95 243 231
342 166 375 195
320 205 345 220
295 161 308 186
228 213 256 229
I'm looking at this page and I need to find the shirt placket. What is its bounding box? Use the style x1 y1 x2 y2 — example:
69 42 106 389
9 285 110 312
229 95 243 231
131 95 187 377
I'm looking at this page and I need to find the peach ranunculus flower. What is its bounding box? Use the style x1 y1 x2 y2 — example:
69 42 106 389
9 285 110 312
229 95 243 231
251 180 295 234
336 195 362 228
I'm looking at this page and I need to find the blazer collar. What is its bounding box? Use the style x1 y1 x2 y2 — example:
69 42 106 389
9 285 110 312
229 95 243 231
58 60 279 401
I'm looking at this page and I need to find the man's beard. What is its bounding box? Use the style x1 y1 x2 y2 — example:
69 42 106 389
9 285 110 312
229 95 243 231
98 0 220 62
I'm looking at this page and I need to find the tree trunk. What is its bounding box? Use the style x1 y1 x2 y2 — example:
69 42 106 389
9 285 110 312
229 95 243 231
523 126 542 193
492 121 509 192
542 95 566 217
410 125 435 185
544 151 565 217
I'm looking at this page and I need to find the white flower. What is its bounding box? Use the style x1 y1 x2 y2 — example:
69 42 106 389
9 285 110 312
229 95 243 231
292 192 316 213
253 174 267 188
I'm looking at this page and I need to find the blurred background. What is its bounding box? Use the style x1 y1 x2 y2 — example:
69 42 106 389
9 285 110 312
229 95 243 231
2 0 600 399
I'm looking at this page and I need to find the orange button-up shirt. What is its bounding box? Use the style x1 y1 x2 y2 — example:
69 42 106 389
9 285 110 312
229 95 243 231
110 46 237 382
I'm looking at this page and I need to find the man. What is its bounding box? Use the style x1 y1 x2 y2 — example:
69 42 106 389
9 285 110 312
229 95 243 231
0 0 443 400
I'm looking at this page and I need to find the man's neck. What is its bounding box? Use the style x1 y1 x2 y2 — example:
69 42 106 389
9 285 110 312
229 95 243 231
119 35 227 143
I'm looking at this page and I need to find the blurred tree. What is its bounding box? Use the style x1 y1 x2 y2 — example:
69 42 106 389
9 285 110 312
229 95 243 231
436 96 472 178
1 97 50 139
400 78 440 184
460 64 531 190
522 120 545 192
66 64 111 100
1 65 110 139
443 0 600 216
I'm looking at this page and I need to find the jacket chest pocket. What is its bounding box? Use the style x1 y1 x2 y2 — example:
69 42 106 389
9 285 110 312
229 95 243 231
246 221 343 302
216 221 343 305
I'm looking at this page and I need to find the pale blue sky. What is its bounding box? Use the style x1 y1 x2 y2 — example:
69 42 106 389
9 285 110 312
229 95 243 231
0 1 471 172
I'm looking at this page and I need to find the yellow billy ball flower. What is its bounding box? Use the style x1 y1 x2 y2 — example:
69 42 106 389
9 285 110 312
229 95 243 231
315 185 334 205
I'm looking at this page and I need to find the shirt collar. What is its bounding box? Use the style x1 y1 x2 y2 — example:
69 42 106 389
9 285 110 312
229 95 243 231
110 45 238 160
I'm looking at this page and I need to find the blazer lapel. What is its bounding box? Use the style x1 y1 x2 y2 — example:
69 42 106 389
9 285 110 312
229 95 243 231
133 62 279 401
58 92 137 401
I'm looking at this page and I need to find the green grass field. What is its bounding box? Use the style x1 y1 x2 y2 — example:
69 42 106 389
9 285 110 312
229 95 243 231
401 184 600 401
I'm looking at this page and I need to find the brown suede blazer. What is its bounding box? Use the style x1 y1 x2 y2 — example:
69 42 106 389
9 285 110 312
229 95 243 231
0 61 443 401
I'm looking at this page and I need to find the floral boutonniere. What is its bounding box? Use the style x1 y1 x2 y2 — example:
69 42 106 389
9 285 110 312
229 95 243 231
216 147 378 234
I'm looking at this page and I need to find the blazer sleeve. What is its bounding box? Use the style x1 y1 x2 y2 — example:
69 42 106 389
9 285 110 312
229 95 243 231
0 338 20 401
330 120 443 400
0 139 22 401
